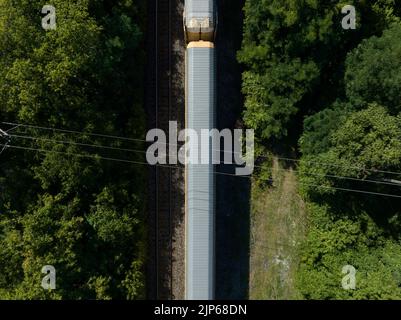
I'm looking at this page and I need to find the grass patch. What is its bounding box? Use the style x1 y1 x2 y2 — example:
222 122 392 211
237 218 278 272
249 157 308 299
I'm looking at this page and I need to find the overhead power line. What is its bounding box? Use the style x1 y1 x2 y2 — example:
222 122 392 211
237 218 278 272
3 121 401 177
272 167 401 188
8 131 401 189
10 133 148 155
2 122 401 190
0 128 10 155
2 121 149 144
298 182 401 199
1 143 401 199
274 156 401 176
0 143 180 170
2 128 401 190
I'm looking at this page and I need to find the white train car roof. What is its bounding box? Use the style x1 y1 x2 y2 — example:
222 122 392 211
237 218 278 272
185 0 214 20
185 41 216 300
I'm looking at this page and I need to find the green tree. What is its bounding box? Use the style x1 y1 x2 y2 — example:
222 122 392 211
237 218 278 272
299 102 350 156
0 0 146 299
238 0 400 141
240 0 401 300
299 104 401 199
345 22 401 114
297 203 401 300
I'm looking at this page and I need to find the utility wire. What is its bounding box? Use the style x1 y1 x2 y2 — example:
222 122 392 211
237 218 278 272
0 143 180 170
274 156 401 176
5 131 401 188
1 121 180 147
3 121 401 177
298 182 401 199
1 143 401 199
5 124 21 133
0 143 245 179
0 129 10 155
10 133 149 155
272 167 401 188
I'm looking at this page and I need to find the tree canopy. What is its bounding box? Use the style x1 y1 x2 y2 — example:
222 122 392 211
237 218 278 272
0 0 146 299
345 23 401 113
238 0 401 140
240 0 401 299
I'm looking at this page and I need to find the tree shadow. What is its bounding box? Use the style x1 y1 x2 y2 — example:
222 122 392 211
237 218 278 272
215 0 250 299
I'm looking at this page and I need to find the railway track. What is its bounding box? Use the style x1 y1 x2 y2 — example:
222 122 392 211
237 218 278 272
147 0 174 300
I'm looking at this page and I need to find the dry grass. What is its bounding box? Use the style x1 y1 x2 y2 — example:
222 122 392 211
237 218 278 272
249 157 308 299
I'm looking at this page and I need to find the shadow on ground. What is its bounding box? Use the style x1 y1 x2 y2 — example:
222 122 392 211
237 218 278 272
215 0 250 300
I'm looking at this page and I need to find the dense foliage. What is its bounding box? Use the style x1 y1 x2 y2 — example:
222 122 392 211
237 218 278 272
0 0 146 299
238 0 400 140
240 1 401 299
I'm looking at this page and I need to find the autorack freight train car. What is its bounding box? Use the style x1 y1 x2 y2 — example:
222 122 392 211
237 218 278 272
184 0 217 300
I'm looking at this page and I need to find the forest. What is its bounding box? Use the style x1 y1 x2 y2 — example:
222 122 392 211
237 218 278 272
239 0 401 298
2 0 401 301
0 0 146 299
